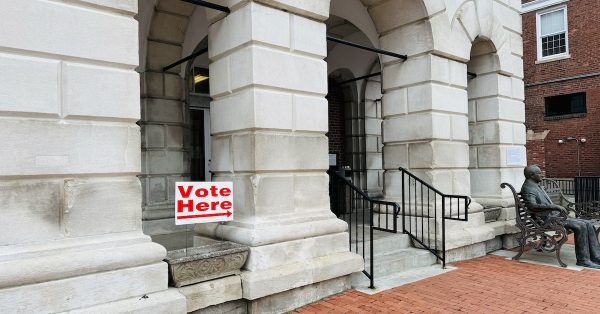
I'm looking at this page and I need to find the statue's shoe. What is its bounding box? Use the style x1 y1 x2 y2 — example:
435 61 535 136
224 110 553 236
576 260 600 269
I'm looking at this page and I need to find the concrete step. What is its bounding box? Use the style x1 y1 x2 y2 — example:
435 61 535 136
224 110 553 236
351 264 454 294
358 247 438 280
349 229 411 256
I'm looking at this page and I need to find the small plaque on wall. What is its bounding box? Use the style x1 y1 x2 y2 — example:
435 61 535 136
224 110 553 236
329 154 337 166
506 147 525 166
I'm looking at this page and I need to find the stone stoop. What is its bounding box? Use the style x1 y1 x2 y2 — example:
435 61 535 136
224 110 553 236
350 229 440 289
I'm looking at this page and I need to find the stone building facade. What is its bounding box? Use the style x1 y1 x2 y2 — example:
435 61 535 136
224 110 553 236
0 0 525 313
522 0 600 177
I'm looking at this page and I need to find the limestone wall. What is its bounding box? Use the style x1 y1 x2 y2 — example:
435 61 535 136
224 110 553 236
0 0 185 312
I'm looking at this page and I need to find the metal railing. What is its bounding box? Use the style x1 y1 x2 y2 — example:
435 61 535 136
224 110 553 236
545 178 575 195
399 167 470 267
328 170 399 289
575 177 600 204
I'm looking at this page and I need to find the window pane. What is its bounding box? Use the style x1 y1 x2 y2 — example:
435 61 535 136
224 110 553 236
541 9 565 36
541 33 566 57
545 93 586 117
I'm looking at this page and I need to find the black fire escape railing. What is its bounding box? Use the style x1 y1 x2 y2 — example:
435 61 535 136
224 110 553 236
399 167 470 268
329 170 399 289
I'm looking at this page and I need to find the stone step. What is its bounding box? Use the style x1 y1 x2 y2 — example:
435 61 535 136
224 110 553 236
359 247 438 279
351 264 453 293
348 228 411 255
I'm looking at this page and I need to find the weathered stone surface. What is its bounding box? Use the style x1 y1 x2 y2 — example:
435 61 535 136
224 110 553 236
247 276 351 314
165 242 249 287
179 275 242 312
191 300 247 314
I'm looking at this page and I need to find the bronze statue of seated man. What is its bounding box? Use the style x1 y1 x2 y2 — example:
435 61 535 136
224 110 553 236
521 165 600 269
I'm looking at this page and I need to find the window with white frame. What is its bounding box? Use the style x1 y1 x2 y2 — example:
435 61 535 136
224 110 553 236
537 6 569 60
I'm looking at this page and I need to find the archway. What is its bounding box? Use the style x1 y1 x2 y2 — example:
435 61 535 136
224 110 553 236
138 0 211 248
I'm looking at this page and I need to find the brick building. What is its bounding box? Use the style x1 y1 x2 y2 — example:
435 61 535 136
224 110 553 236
522 0 600 177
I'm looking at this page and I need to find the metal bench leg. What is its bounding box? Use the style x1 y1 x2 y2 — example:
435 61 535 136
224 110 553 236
512 236 525 261
556 245 567 267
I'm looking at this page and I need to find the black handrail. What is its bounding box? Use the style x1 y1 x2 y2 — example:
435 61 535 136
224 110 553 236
329 170 399 289
399 167 470 267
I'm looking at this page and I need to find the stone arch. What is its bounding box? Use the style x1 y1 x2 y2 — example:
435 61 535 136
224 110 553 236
138 0 212 239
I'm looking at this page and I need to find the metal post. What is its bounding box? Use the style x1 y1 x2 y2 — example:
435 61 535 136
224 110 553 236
180 0 230 13
442 197 446 269
369 203 375 289
327 36 407 60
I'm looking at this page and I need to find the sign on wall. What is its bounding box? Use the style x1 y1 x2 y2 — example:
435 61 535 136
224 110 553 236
175 182 234 225
506 147 525 166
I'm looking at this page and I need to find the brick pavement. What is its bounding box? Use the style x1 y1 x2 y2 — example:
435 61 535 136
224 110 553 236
294 255 600 313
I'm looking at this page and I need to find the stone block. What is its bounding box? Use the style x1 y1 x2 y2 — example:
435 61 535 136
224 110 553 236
475 97 525 123
364 118 381 135
293 94 328 132
164 73 184 100
0 119 140 176
62 178 142 237
191 299 247 314
241 252 361 300
254 175 294 215
157 0 196 16
294 173 330 211
407 83 468 114
254 0 330 21
144 124 165 148
493 1 522 34
209 3 290 59
147 151 185 175
291 14 326 57
0 0 137 65
166 126 185 148
457 1 480 42
451 114 469 141
383 55 440 89
216 133 328 172
0 263 167 314
248 276 350 314
227 46 327 95
445 242 487 263
144 98 184 123
148 176 167 204
0 180 61 246
208 56 230 97
142 72 163 98
383 112 451 143
146 41 182 73
380 20 434 61
77 0 138 14
382 88 407 117
467 73 512 99
67 289 186 314
408 141 469 169
63 62 139 120
179 276 243 312
149 11 188 44
365 136 379 153
511 77 525 101
383 144 408 169
0 52 60 116
244 233 348 271
368 0 429 34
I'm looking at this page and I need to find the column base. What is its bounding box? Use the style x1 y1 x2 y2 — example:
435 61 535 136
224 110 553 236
247 275 352 314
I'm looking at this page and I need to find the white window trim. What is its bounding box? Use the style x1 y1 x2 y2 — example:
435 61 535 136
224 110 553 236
536 5 569 62
522 0 568 14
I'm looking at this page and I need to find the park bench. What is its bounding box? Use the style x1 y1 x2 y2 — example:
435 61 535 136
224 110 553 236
543 178 600 228
501 182 570 267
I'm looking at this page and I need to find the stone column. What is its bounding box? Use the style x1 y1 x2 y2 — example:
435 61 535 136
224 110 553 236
0 0 184 313
382 54 471 198
196 1 362 312
363 76 384 197
468 72 527 206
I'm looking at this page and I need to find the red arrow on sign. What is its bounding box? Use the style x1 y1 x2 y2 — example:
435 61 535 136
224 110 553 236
177 211 232 220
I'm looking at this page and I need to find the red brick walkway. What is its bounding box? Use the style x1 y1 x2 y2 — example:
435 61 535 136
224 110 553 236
294 255 600 313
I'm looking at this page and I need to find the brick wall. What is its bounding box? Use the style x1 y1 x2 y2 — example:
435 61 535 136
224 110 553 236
522 0 600 177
